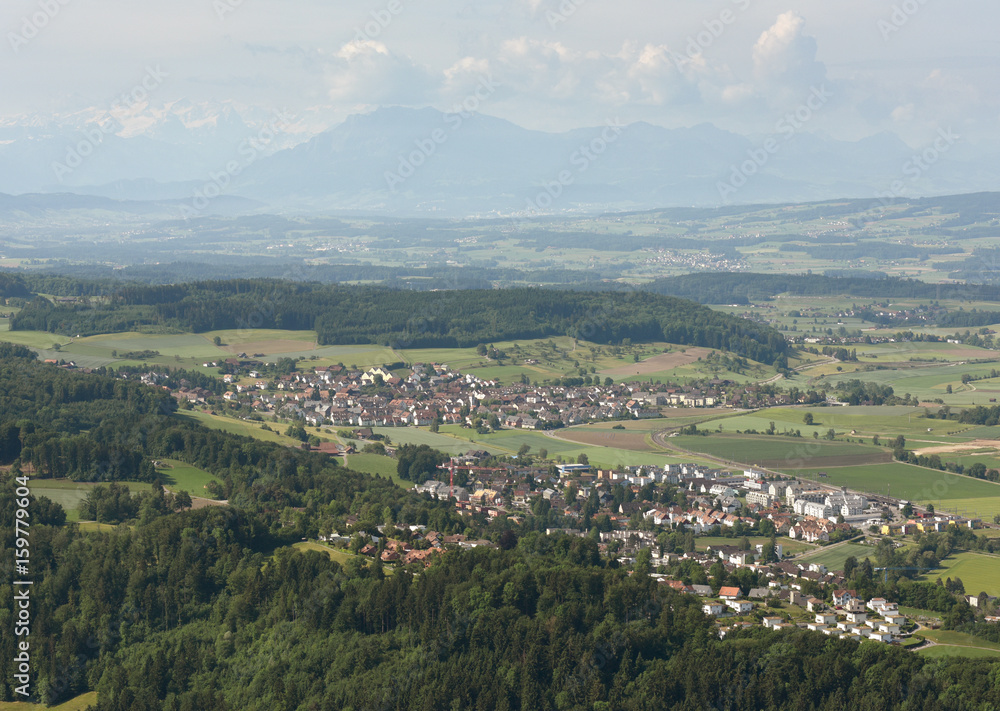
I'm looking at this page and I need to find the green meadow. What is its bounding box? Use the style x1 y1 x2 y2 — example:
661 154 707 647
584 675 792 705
791 462 1000 516
156 458 222 499
346 453 413 488
669 434 886 469
31 480 154 521
918 551 1000 597
797 543 877 571
0 692 99 711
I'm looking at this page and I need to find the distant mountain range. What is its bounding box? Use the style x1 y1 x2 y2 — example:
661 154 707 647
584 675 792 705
2 104 999 216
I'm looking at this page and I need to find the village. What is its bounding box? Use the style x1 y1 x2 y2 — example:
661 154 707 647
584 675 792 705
160 360 797 430
122 359 990 647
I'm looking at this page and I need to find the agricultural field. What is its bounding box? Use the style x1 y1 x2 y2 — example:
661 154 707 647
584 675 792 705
818 361 1000 407
797 542 876 571
155 458 222 500
791 462 1000 516
400 337 778 386
720 406 976 445
556 428 659 452
668 433 888 469
918 551 1000 597
174 410 304 447
439 425 719 469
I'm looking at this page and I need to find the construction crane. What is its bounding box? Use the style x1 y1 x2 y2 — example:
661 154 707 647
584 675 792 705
438 458 505 500
874 566 932 584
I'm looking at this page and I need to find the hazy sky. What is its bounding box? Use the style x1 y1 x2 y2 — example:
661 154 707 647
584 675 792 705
2 0 997 146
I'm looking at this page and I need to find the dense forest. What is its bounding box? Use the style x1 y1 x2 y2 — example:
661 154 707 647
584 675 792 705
7 280 789 364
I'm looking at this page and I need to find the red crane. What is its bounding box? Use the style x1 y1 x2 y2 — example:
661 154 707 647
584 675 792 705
437 458 505 500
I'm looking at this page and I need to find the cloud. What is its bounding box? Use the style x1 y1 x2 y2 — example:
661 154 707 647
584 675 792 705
324 41 436 105
752 12 827 96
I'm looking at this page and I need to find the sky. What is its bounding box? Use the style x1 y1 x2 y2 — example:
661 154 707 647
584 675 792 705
1 0 998 148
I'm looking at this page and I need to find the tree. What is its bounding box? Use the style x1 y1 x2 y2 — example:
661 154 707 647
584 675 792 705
173 490 192 510
843 555 858 580
577 453 589 465
803 412 814 426
213 336 222 346
635 548 652 577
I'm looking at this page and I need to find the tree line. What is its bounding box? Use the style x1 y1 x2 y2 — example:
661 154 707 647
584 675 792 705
9 280 790 364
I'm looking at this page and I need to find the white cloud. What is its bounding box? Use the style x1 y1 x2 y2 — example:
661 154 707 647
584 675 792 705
752 12 827 96
324 41 436 105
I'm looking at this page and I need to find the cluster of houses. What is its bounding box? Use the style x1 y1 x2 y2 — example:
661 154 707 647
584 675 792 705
318 524 497 567
159 361 803 429
690 585 911 644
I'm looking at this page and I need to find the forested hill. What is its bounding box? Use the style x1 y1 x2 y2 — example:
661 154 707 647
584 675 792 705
645 272 1000 304
9 280 789 364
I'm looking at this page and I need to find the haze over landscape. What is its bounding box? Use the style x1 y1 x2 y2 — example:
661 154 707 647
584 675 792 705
3 0 1000 213
4 3 1000 711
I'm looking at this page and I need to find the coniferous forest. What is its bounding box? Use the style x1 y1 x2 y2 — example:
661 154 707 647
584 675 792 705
1 343 1000 710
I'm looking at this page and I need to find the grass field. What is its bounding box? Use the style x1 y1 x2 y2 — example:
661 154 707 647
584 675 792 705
917 630 1000 659
0 692 98 711
797 543 876 571
156 459 222 499
670 434 888 469
720 406 976 444
292 540 358 565
31 480 154 521
791 462 1000 515
0 328 780 388
820 362 1000 407
897 606 943 621
918 551 1000 596
346 453 413 488
438 425 720 469
400 338 779 386
174 410 303 446
557 428 659 451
